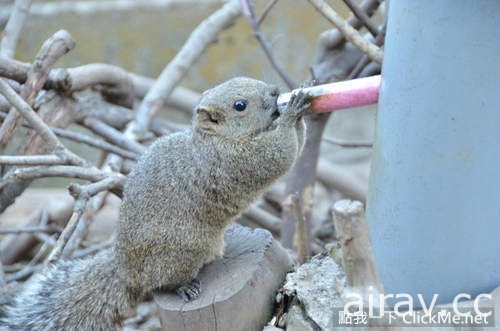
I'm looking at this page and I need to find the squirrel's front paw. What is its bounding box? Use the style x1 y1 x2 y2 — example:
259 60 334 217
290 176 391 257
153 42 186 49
176 278 202 302
281 90 312 125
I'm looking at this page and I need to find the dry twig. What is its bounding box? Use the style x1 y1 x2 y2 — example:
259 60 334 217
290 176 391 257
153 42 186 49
0 225 56 234
348 23 386 79
82 117 145 154
0 30 75 152
44 176 123 267
0 111 139 161
0 226 55 234
342 0 379 37
5 264 41 282
245 204 281 234
0 30 75 150
52 126 140 161
0 154 69 166
308 0 383 64
1 202 74 266
241 0 297 89
257 0 278 26
0 78 85 166
2 165 113 185
0 58 200 113
74 235 115 258
0 0 32 58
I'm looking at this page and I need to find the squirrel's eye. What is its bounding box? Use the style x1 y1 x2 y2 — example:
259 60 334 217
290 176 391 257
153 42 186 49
233 99 247 112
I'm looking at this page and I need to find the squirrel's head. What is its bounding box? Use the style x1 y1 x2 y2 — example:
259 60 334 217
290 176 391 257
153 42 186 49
193 77 280 138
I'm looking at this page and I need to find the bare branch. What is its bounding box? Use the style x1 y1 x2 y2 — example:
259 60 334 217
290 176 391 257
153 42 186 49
0 57 29 83
0 225 56 234
0 0 32 58
308 0 383 64
74 235 114 258
244 204 281 234
311 0 381 83
62 177 122 258
0 30 75 152
241 0 297 89
61 211 89 259
33 232 56 247
61 169 117 259
49 63 134 106
342 0 379 37
1 98 143 158
0 78 85 166
134 0 241 133
44 199 86 267
0 58 201 113
68 175 124 200
317 0 381 51
3 165 112 184
51 126 139 161
0 78 60 151
0 154 68 166
49 63 133 92
82 117 145 154
348 23 386 79
0 94 81 213
1 197 76 267
45 176 123 267
257 0 278 26
5 264 40 282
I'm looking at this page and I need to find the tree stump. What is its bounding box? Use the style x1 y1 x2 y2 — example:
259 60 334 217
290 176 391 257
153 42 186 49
154 224 293 331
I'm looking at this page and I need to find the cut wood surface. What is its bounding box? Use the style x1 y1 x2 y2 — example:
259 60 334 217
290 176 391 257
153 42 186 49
154 224 293 331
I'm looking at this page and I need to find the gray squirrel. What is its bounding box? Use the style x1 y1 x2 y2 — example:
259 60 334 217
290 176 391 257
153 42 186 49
0 77 311 330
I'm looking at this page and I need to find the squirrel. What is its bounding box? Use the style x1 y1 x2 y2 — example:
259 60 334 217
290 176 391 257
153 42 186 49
0 77 311 330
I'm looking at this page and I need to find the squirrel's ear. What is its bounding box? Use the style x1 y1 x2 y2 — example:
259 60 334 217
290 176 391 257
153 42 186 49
195 106 225 133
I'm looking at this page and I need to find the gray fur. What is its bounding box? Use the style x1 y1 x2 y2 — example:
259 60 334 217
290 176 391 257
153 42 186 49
1 251 136 331
1 77 310 330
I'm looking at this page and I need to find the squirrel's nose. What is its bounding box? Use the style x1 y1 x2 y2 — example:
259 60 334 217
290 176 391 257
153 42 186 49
269 87 280 98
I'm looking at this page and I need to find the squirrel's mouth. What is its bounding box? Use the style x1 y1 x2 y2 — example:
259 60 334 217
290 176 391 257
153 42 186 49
271 109 280 121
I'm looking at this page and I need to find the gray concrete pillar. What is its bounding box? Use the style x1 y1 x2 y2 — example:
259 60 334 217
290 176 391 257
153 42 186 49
366 0 500 305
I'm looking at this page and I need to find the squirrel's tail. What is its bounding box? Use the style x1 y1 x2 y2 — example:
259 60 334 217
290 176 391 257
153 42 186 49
1 249 139 331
